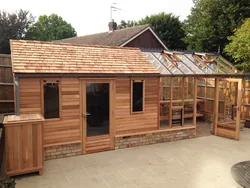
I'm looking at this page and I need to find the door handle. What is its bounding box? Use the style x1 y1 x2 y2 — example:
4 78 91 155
82 113 91 118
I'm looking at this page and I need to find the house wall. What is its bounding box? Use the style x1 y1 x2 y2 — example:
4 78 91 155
115 77 159 134
124 29 164 49
18 76 171 160
19 78 81 148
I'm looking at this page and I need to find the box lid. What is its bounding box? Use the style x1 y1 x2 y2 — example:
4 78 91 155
3 113 44 125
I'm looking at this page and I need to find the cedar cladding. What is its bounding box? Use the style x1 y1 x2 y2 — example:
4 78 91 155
19 76 159 146
19 78 81 146
115 77 159 134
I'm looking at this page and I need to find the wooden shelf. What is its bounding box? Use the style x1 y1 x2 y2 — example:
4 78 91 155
0 100 14 103
0 65 11 68
160 98 204 104
160 113 204 121
163 86 187 88
197 84 225 89
197 97 224 102
172 106 183 110
0 83 13 86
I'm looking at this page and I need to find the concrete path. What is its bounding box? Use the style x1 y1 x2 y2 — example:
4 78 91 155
15 129 250 188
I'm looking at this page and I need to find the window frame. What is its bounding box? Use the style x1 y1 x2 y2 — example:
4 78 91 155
131 78 145 114
41 79 61 120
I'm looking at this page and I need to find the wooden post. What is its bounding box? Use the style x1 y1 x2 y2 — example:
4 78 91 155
181 77 185 126
159 77 163 101
110 80 116 149
169 77 173 128
213 78 220 135
193 77 197 136
204 78 207 113
242 77 246 120
82 80 86 154
223 81 227 121
236 80 242 140
79 79 83 154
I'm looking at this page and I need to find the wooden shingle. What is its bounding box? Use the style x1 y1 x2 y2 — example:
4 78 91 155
10 40 159 75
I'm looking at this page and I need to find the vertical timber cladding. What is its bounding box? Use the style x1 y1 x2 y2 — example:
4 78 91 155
115 77 159 134
19 78 82 158
0 55 14 113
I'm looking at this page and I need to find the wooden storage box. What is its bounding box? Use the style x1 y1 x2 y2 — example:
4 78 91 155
3 114 44 177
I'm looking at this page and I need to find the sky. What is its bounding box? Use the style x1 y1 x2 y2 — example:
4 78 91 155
2 0 194 36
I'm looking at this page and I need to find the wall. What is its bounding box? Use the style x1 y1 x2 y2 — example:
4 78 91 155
0 55 14 113
124 29 164 49
19 78 81 148
115 128 195 149
44 143 81 160
115 77 159 134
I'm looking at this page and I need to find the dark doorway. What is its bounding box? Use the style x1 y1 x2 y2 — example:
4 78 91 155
86 83 110 137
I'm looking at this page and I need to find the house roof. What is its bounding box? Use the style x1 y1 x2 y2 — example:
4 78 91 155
143 50 243 76
56 25 167 49
10 40 159 75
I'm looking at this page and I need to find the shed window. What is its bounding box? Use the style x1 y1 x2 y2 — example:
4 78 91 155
132 80 144 112
44 82 59 119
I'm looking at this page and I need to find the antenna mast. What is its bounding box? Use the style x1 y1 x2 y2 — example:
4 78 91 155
110 3 121 21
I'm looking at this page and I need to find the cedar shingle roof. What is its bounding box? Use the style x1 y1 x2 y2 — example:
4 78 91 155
10 40 159 74
56 25 149 46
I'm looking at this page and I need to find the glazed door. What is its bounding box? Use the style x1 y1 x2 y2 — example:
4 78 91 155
86 83 110 137
81 79 115 154
213 78 242 140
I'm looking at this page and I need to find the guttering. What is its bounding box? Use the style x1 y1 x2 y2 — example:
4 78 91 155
14 72 245 78
159 74 246 78
14 73 161 78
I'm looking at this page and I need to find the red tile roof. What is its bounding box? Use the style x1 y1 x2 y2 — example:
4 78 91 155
10 40 159 74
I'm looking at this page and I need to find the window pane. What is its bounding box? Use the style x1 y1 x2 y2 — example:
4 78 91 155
133 81 143 112
44 83 59 119
86 83 109 137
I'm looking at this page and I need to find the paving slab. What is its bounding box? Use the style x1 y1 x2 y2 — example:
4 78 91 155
14 129 250 188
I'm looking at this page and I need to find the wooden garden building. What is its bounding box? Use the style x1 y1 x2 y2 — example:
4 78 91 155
4 39 246 176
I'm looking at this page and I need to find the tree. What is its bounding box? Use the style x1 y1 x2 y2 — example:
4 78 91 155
117 20 138 29
27 14 77 41
224 18 250 72
184 0 250 52
0 9 34 54
138 12 187 50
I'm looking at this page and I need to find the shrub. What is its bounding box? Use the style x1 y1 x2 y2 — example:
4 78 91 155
0 178 16 188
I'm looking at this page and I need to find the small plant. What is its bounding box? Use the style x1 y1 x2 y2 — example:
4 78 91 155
0 178 16 188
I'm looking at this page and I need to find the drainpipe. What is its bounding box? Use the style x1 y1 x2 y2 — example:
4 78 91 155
14 75 20 116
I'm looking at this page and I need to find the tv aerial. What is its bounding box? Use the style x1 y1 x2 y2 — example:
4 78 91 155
110 3 121 21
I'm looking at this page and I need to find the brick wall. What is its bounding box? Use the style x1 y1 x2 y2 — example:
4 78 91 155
44 143 81 160
115 128 195 149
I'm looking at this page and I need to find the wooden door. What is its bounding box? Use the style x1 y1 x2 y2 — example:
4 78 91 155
80 79 115 154
213 78 242 140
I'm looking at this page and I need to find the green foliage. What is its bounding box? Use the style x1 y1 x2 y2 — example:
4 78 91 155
138 12 187 49
0 178 16 188
224 18 250 72
27 14 77 41
118 20 138 29
184 0 250 52
0 9 34 54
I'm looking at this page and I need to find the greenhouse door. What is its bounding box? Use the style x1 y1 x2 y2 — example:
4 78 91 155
213 78 242 140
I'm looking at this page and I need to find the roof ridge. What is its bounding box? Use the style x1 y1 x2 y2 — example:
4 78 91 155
10 39 140 51
57 24 150 40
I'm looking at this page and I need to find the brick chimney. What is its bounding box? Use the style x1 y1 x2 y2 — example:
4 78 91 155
108 19 117 32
